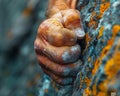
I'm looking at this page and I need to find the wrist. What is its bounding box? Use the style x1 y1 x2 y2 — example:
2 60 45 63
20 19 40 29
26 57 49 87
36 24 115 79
46 0 77 18
46 0 69 18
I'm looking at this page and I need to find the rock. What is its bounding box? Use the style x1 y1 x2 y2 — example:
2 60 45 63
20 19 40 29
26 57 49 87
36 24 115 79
58 0 120 96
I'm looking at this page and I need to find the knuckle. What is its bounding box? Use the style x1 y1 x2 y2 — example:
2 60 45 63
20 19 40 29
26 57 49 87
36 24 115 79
61 45 80 63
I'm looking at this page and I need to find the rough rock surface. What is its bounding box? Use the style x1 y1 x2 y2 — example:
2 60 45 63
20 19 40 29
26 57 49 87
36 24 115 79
58 0 120 96
1 0 120 96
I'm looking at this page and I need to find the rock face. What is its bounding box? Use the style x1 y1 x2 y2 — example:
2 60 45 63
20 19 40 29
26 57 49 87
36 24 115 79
57 0 120 96
59 0 120 96
1 0 120 96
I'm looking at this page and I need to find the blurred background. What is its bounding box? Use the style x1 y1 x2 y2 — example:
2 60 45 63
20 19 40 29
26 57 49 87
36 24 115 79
0 0 57 96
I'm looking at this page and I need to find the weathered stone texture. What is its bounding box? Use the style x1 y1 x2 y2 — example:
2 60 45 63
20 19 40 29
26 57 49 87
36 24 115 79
57 0 120 96
72 0 120 96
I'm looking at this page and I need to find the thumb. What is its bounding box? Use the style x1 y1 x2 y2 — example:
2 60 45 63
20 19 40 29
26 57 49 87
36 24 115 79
62 9 85 39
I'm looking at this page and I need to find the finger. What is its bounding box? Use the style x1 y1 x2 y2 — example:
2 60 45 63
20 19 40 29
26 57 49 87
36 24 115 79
62 9 85 39
36 54 82 77
42 68 74 85
37 18 77 47
70 0 77 9
66 0 77 9
34 38 81 64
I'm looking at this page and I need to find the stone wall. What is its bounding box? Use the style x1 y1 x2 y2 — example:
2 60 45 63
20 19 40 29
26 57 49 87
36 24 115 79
58 0 120 96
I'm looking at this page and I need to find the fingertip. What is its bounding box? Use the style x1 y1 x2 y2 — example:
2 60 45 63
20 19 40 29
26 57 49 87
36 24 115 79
73 27 85 39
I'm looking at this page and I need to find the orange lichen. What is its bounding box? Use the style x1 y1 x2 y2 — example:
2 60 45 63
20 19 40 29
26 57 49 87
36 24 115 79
93 44 112 76
105 39 120 78
84 24 120 95
107 39 114 45
84 77 91 86
100 46 111 58
88 2 110 30
88 40 120 95
85 84 108 96
88 11 98 29
92 25 120 77
98 81 107 92
112 25 120 36
97 26 104 38
84 87 91 95
100 2 110 16
97 92 107 96
92 59 100 75
85 33 92 43
98 77 117 95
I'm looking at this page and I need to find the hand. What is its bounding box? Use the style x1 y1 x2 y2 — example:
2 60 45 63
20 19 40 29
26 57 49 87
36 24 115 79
34 2 85 85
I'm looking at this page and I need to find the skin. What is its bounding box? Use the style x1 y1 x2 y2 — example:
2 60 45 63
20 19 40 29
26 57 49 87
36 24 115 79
34 0 85 85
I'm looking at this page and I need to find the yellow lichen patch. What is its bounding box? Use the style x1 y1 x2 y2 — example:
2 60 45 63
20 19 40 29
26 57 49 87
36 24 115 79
92 24 120 77
88 11 98 29
85 33 92 43
83 78 92 95
107 39 114 45
97 26 104 38
84 42 114 95
100 45 111 58
104 58 115 78
88 2 110 30
84 77 91 86
112 25 120 36
97 39 120 95
98 81 107 92
98 76 117 95
92 85 97 95
84 33 92 52
84 87 91 96
84 25 120 95
104 39 120 79
100 2 110 16
97 92 107 96
92 59 100 75
84 84 107 96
